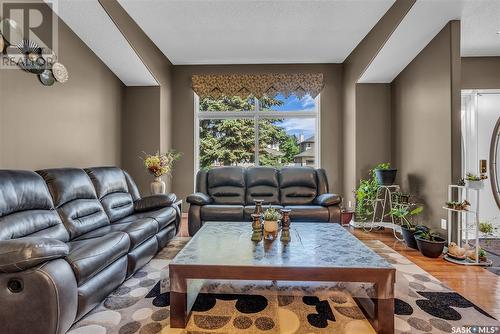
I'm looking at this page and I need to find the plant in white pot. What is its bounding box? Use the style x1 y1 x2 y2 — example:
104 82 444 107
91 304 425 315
142 150 181 194
262 207 282 240
465 173 487 190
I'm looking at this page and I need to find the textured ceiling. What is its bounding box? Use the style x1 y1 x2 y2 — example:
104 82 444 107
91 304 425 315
118 0 395 64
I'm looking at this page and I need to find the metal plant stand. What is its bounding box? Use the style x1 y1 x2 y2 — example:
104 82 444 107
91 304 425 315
351 185 403 241
443 184 493 266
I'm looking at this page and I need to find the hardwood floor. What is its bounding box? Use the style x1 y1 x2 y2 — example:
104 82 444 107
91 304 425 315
177 216 500 320
350 226 500 320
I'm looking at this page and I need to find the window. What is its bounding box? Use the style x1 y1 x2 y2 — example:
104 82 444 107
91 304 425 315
195 94 320 170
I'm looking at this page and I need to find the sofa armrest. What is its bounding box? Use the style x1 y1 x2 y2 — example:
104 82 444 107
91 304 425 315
0 237 69 273
186 192 212 206
313 193 341 207
134 193 177 212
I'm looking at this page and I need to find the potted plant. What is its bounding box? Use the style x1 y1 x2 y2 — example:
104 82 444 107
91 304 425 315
262 207 282 240
354 169 379 222
374 163 397 186
465 173 487 190
142 150 181 194
389 205 424 249
414 227 446 258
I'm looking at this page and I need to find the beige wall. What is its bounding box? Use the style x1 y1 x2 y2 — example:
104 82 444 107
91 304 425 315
99 0 174 194
356 84 392 180
0 3 123 170
342 0 416 203
171 64 343 209
462 57 500 89
391 21 461 232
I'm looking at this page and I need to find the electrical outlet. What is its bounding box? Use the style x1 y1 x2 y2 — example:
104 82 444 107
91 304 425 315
441 219 447 230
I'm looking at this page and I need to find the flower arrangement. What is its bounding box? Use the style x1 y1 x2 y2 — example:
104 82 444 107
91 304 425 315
142 151 181 178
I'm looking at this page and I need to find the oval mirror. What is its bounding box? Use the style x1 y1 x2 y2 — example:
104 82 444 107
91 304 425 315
0 18 24 46
491 117 500 209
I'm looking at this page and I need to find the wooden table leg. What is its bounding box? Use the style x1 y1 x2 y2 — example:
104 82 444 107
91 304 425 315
375 297 394 334
375 274 395 334
169 266 188 328
170 291 188 328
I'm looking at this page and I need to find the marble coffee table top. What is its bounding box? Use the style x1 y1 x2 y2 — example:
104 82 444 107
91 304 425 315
171 222 392 269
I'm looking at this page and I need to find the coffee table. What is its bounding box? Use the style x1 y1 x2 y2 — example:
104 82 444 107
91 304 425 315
169 222 395 333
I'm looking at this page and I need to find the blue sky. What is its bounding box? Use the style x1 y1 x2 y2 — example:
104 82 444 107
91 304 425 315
270 94 316 111
271 94 316 139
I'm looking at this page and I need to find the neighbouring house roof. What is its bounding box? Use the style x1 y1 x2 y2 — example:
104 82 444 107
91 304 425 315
264 147 285 157
294 147 315 158
301 135 315 143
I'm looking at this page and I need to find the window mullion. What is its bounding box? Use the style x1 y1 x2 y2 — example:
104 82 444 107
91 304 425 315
254 97 259 166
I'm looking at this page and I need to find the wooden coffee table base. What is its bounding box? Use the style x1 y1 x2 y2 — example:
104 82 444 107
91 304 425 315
169 265 395 333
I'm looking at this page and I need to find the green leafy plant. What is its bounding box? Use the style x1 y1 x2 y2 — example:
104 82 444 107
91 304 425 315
465 172 487 181
374 162 391 170
354 162 395 222
479 221 494 235
478 248 487 258
263 207 282 221
389 205 423 229
414 227 442 242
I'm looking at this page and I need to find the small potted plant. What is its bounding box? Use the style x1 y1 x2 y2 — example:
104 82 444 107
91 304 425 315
465 173 487 190
414 227 446 258
262 207 282 240
389 205 423 249
374 163 397 186
467 247 488 263
142 150 181 194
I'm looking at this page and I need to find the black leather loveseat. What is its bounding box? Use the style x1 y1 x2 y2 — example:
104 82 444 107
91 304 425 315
187 166 341 235
0 167 179 334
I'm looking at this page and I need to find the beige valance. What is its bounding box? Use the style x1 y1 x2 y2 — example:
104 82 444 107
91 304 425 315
191 73 324 99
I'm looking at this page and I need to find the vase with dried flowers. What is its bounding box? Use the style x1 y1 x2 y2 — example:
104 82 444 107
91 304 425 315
142 151 181 194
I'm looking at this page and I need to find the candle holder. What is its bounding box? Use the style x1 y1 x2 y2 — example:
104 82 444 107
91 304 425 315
280 209 291 242
251 213 263 242
253 199 264 217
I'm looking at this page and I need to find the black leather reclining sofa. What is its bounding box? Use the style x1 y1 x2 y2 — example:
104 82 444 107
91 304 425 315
0 167 180 334
187 166 341 235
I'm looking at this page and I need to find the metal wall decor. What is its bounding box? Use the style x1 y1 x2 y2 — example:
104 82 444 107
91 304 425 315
0 18 68 86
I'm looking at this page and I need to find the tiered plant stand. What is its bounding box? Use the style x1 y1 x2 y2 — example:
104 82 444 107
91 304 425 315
350 185 403 241
443 184 493 266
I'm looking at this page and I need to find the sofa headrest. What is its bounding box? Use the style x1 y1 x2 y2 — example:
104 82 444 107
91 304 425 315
85 167 129 199
246 167 279 188
207 167 245 188
37 168 98 208
279 167 317 189
0 170 54 216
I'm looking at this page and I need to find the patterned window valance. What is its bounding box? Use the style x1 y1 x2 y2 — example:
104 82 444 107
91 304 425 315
191 73 324 99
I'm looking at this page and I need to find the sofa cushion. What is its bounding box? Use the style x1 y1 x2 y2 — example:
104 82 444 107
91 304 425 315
201 205 244 221
0 170 69 242
245 167 279 205
283 205 330 222
244 205 283 221
66 232 129 285
279 167 318 205
37 168 110 240
73 219 158 251
207 167 245 205
85 167 135 222
117 207 177 230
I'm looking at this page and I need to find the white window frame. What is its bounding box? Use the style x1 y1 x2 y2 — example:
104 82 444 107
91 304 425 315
194 94 321 176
